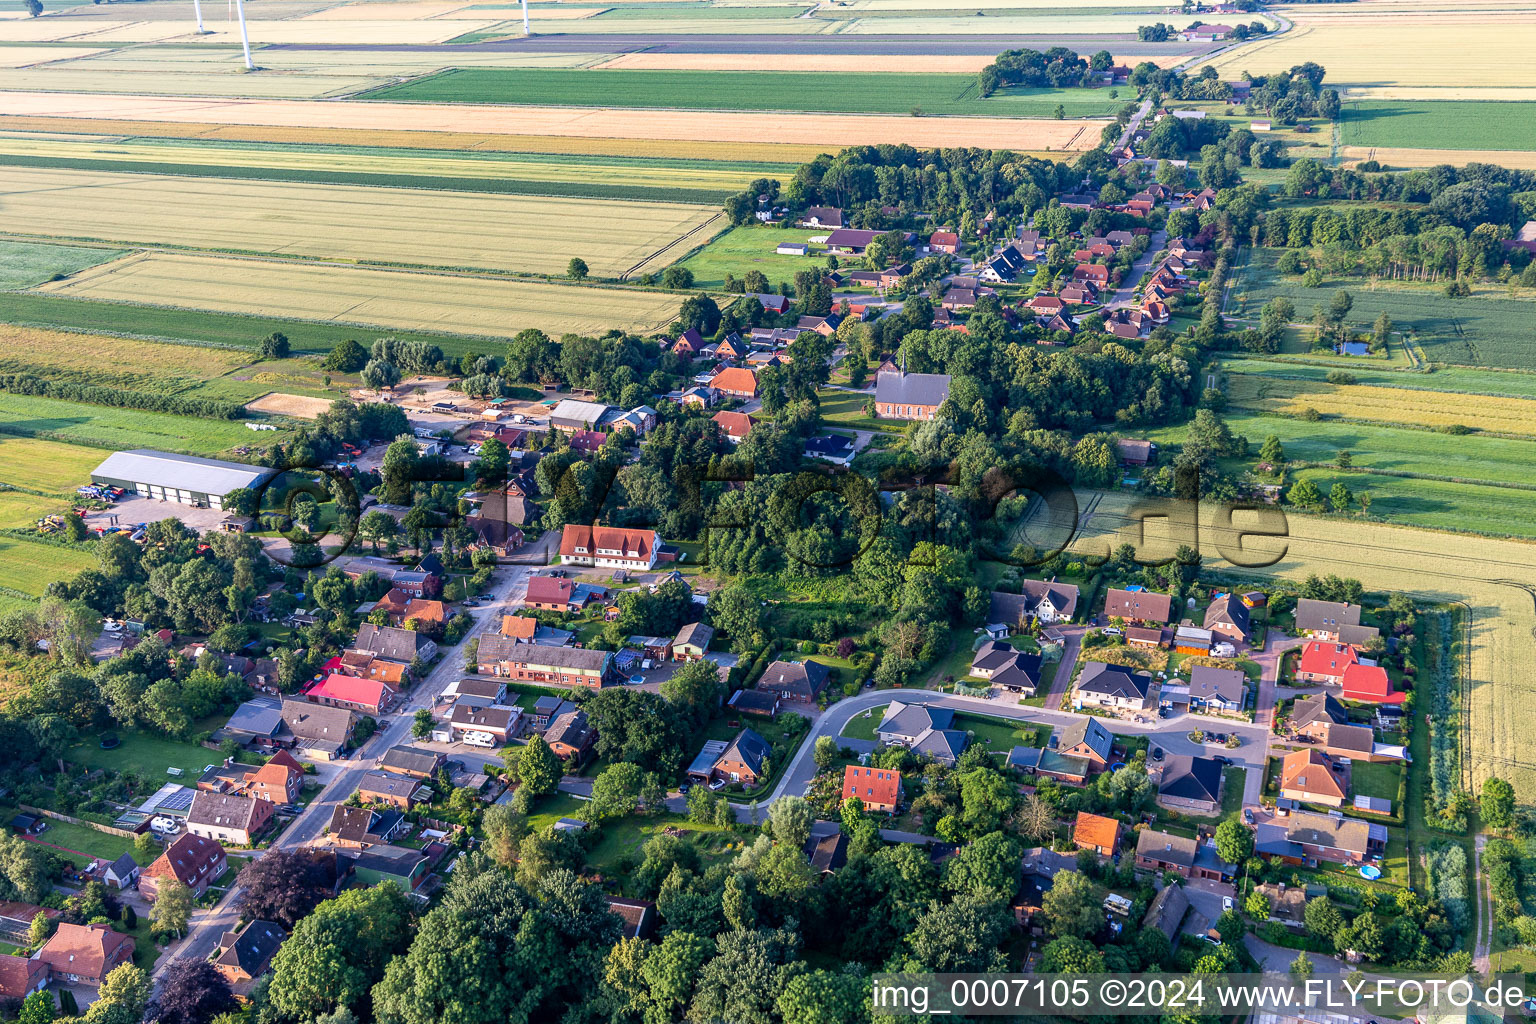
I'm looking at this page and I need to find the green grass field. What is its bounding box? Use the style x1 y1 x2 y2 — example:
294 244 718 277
27 819 151 867
67 728 224 780
1146 411 1536 538
0 536 99 597
0 291 487 358
1350 760 1403 807
364 69 1125 117
1227 248 1536 370
816 389 902 434
1342 100 1536 152
1223 358 1536 401
0 390 291 455
0 240 126 290
676 225 822 290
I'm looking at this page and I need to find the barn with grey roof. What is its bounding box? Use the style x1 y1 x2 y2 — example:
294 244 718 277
91 449 274 510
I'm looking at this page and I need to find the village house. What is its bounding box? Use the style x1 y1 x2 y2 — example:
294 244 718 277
1135 829 1235 881
711 410 756 443
1103 587 1173 624
1142 884 1188 943
354 622 437 665
212 919 286 988
1076 661 1152 710
706 728 771 786
328 805 408 849
1073 263 1110 285
1203 594 1251 648
187 790 275 845
1052 716 1113 768
549 399 614 433
672 622 714 661
1296 641 1362 685
447 700 521 742
139 833 227 899
709 366 759 399
799 206 844 228
842 765 903 813
478 641 613 688
305 674 396 717
1026 293 1065 315
727 689 779 717
1341 663 1404 704
1073 811 1120 856
671 328 705 359
560 524 662 572
1255 809 1386 866
1188 664 1246 713
379 745 445 779
758 659 830 704
989 580 1079 628
523 575 578 612
1294 599 1380 647
978 243 1029 283
38 922 135 987
1157 754 1224 812
606 896 658 940
0 949 49 1001
877 702 969 765
280 699 355 761
969 640 1043 696
357 770 430 810
1288 693 1350 742
1280 749 1349 807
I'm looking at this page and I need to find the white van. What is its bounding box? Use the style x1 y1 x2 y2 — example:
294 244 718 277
462 731 496 748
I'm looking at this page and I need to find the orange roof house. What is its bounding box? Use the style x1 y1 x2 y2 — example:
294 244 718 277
400 599 446 625
1280 749 1348 806
560 523 660 571
1073 811 1121 855
1342 663 1404 704
502 615 538 639
709 367 758 399
842 765 903 813
38 922 135 985
245 760 302 805
711 410 757 443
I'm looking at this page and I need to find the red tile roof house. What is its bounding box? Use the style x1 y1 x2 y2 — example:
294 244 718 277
842 765 903 813
306 673 396 716
524 574 578 612
39 922 135 986
709 366 758 399
928 230 959 254
711 410 756 443
1060 284 1097 306
245 759 304 805
1342 663 1405 704
1073 263 1111 284
1280 748 1348 807
0 950 49 1001
1296 641 1360 685
1026 294 1065 315
559 524 662 572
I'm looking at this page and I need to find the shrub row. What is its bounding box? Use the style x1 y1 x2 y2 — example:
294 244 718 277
0 372 247 420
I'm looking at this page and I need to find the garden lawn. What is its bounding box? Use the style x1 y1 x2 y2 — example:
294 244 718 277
584 813 741 883
1350 759 1405 806
675 224 823 291
841 705 885 742
27 819 149 866
67 729 222 781
523 792 592 831
816 388 901 433
951 712 1050 755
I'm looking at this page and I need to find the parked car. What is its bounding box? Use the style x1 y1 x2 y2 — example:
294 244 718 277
1242 808 1255 824
677 782 691 795
1102 627 1122 636
477 594 493 602
1222 895 1234 910
1213 755 1233 766
1150 747 1163 761
708 778 726 791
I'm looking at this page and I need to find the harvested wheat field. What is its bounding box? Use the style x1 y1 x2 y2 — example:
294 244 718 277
0 114 830 162
99 18 503 44
0 67 383 99
1208 20 1536 87
39 252 693 338
0 165 720 277
0 323 249 381
298 1 473 18
1049 489 1536 798
1342 87 1536 102
0 92 1098 150
1344 146 1536 170
1225 374 1536 436
0 46 106 67
247 393 336 419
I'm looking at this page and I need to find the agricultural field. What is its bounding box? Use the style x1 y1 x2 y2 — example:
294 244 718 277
0 165 722 279
1222 359 1536 402
0 491 62 530
675 225 828 291
0 535 99 597
38 252 695 340
364 68 1128 118
1223 374 1536 436
1204 15 1536 90
1343 147 1536 172
0 389 293 455
1226 248 1536 370
0 436 115 497
1341 100 1536 151
0 239 125 290
1048 490 1536 800
0 91 1100 152
0 134 795 204
1281 468 1536 539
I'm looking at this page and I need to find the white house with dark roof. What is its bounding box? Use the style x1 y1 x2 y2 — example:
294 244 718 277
876 702 969 764
1076 661 1153 710
988 581 1079 628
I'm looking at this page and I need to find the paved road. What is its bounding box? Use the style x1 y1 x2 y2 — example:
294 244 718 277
1043 626 1088 710
1113 96 1153 154
1253 633 1306 730
156 559 544 978
268 35 1216 57
1100 219 1170 311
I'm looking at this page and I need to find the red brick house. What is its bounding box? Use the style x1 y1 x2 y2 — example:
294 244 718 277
38 923 135 986
712 410 756 443
140 833 228 900
524 574 578 612
1073 263 1110 284
928 230 959 254
710 367 758 399
842 765 903 813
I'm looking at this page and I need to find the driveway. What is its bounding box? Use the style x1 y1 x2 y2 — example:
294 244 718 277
1253 633 1306 730
1044 626 1089 710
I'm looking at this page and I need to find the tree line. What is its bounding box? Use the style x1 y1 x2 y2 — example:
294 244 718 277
0 372 247 420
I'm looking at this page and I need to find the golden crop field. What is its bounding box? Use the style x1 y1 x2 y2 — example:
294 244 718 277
1226 374 1536 435
1048 490 1536 798
1209 19 1536 88
39 252 694 338
0 323 251 385
0 135 775 195
0 67 381 99
0 46 106 67
0 91 1099 151
1344 146 1536 170
0 165 721 278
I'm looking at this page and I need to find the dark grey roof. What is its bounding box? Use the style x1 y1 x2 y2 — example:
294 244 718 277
226 699 284 737
1189 665 1246 704
1053 716 1113 760
1103 587 1173 623
499 645 611 672
1136 828 1197 867
355 623 432 661
728 689 779 714
281 699 354 743
874 370 951 408
1294 598 1364 633
1289 693 1348 730
674 622 714 650
1007 745 1043 769
449 701 516 730
359 770 421 800
188 791 266 830
719 728 771 775
380 746 443 775
971 640 1019 674
1077 661 1152 700
215 920 285 976
804 434 855 458
329 805 402 844
1203 595 1250 636
912 728 968 762
879 701 954 739
805 832 848 873
105 853 138 878
760 660 830 699
991 654 1042 693
1158 754 1223 804
92 449 273 495
1143 883 1188 941
545 709 592 750
454 678 505 700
